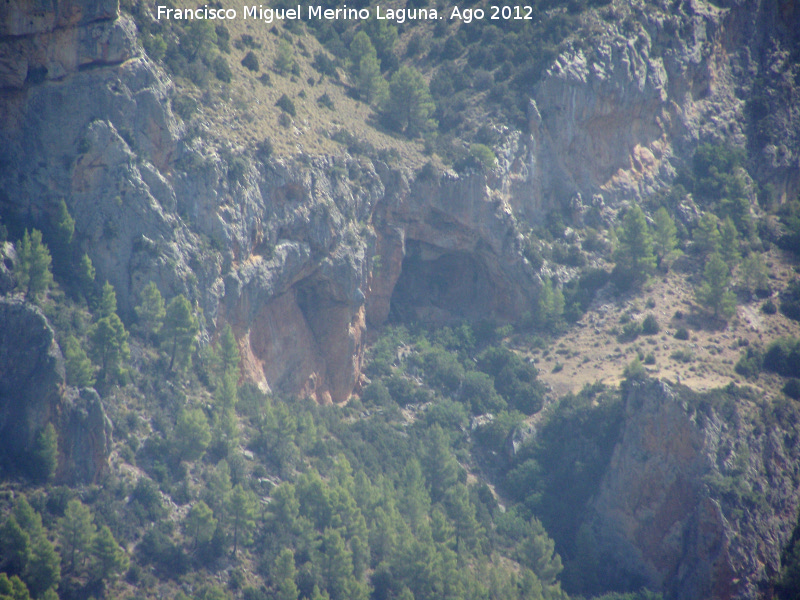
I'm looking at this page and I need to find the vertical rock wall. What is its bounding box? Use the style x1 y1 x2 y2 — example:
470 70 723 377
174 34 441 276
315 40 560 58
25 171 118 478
588 381 800 600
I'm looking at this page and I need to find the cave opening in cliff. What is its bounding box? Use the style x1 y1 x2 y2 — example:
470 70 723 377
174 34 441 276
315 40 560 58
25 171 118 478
388 240 496 324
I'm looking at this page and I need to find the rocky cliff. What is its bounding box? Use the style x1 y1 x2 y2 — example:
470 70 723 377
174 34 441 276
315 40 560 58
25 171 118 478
587 380 800 600
1 0 799 403
0 0 540 402
510 0 800 223
0 298 111 483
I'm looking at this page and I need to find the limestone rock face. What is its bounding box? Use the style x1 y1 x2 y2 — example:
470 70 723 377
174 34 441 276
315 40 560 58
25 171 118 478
367 169 536 326
61 387 113 484
0 0 134 89
514 0 800 218
0 297 111 483
588 381 800 600
1 0 798 405
0 298 64 467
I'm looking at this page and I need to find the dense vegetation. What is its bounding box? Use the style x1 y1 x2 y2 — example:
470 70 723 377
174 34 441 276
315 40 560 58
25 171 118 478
3 0 800 597
4 86 800 600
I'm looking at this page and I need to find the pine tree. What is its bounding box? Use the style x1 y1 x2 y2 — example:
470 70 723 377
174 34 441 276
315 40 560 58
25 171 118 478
214 323 240 381
0 516 31 575
444 485 481 552
88 313 130 382
422 426 459 504
32 423 58 483
175 408 212 462
185 501 217 550
10 494 61 597
384 67 436 137
349 31 376 73
228 484 256 557
78 253 96 301
162 295 199 371
357 54 387 105
694 213 721 258
516 517 563 588
0 574 31 600
273 548 299 600
310 586 331 600
740 252 769 294
96 281 117 320
695 253 737 319
348 32 387 104
15 229 53 300
54 200 75 247
135 281 166 342
321 528 353 600
535 277 564 330
92 525 128 582
59 499 96 573
268 483 300 534
12 497 43 539
26 534 61 598
653 206 678 264
274 40 294 74
719 216 741 268
399 459 431 531
205 460 233 521
612 205 656 288
183 20 217 61
363 17 397 68
64 335 96 388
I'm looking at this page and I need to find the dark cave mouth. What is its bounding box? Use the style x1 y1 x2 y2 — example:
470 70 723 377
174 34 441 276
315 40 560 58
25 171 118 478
388 240 499 325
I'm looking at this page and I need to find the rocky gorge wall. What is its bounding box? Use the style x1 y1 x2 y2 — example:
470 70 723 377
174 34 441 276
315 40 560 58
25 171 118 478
586 380 800 600
0 0 541 403
1 0 800 595
1 0 799 404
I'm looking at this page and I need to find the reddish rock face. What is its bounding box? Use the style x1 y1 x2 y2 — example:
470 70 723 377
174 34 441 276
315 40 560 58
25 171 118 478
587 381 800 600
235 286 364 404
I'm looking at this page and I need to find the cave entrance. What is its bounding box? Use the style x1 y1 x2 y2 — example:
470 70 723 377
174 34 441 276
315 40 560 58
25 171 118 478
388 240 496 324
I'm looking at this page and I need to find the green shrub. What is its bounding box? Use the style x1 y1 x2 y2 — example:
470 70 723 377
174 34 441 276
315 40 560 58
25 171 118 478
670 349 695 363
256 138 273 160
275 94 296 116
783 378 800 400
734 347 763 379
361 381 391 406
136 524 188 577
780 280 800 321
762 299 777 314
468 144 496 171
641 314 660 335
460 371 505 414
421 345 465 394
674 328 690 340
317 92 334 110
312 51 338 77
618 321 642 342
241 51 259 72
213 55 232 82
623 357 647 381
763 338 800 377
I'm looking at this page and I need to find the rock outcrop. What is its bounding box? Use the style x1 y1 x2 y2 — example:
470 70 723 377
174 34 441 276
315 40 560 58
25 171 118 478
0 297 111 483
587 380 800 600
511 0 800 220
